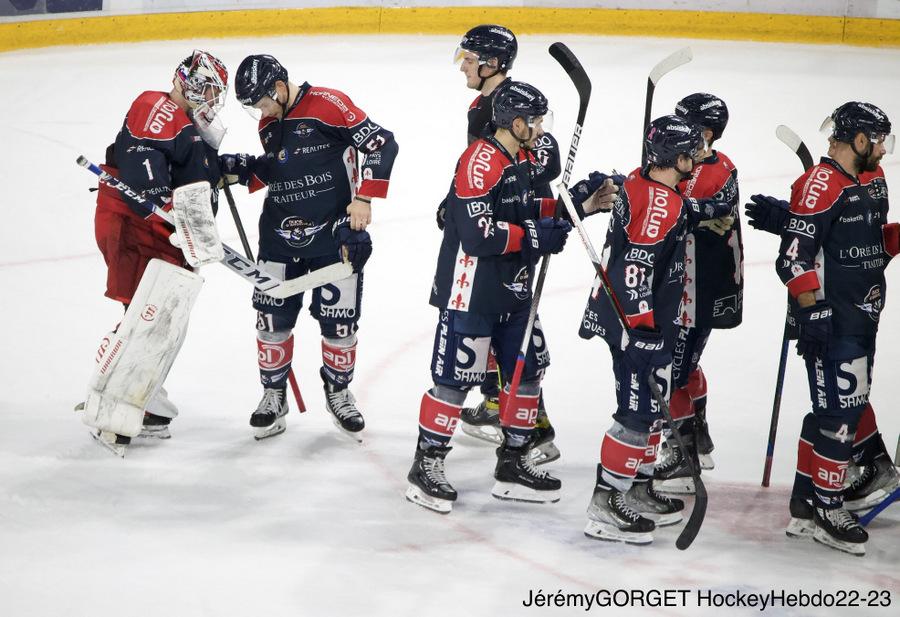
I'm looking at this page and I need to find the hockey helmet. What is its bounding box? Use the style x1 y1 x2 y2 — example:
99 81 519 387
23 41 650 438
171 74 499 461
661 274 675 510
175 50 228 113
675 93 729 141
492 81 550 132
235 54 289 108
822 101 894 154
644 115 704 167
454 25 518 73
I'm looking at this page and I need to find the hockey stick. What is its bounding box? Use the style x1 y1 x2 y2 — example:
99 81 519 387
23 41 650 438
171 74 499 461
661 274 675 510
501 42 591 420
77 156 351 299
558 188 707 550
222 183 307 413
858 485 900 527
761 126 813 487
641 47 693 166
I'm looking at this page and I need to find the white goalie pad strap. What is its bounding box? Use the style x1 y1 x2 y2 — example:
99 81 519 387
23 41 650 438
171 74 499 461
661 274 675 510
172 181 224 267
264 261 354 299
82 259 203 437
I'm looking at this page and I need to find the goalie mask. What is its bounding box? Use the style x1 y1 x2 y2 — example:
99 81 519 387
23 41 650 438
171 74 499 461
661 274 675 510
175 50 229 148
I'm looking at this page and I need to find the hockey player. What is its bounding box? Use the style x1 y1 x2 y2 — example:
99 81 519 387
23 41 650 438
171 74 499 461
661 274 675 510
746 102 897 555
86 50 229 454
653 93 744 490
220 55 398 440
406 81 576 514
578 115 734 544
450 24 564 463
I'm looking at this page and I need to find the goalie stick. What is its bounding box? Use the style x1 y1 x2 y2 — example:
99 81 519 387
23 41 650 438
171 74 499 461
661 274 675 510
641 47 693 166
77 156 351 299
222 183 307 413
761 126 813 487
502 42 590 419
858 485 900 527
557 189 707 551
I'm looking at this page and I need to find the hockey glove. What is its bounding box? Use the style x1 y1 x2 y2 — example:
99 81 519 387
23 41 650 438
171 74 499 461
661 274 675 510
698 216 735 236
569 172 622 218
795 301 832 361
744 194 789 236
882 222 900 258
218 153 253 186
435 197 448 231
623 327 670 374
688 198 733 221
521 217 572 261
334 221 372 273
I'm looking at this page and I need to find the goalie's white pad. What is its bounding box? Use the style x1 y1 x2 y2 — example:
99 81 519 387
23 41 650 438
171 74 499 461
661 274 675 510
82 259 202 437
172 181 224 267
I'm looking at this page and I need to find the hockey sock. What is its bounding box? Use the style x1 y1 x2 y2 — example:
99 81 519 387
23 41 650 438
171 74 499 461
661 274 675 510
599 421 649 493
792 413 817 500
480 349 501 398
669 386 695 437
257 332 293 389
638 425 663 476
418 389 462 450
321 335 357 389
687 367 708 415
851 403 883 465
499 386 539 448
811 415 858 508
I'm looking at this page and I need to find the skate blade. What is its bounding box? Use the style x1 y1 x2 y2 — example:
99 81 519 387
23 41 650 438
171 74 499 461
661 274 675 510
699 453 715 470
138 425 171 440
812 527 866 556
785 517 815 539
460 421 502 445
845 484 898 512
253 418 287 441
644 510 683 527
89 430 126 458
74 401 85 412
653 477 695 495
584 520 653 545
529 442 561 466
405 485 452 514
331 418 364 443
490 481 560 504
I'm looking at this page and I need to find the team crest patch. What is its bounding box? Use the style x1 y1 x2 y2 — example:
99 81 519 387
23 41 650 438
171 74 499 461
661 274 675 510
275 217 328 248
503 266 530 300
277 148 288 163
855 285 882 322
293 123 314 139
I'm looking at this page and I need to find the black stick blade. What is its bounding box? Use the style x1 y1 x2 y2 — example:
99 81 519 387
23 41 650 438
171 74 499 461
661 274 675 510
549 42 591 103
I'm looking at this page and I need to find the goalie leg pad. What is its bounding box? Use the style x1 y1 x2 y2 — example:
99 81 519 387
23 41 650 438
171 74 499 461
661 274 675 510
172 181 224 267
83 259 202 437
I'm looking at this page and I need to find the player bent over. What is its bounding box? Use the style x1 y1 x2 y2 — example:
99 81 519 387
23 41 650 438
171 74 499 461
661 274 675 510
405 81 575 514
221 55 398 441
84 51 229 455
764 102 897 555
654 93 744 489
578 116 733 543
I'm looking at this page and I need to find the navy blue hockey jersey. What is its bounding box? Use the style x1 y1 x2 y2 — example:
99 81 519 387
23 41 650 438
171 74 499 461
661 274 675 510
777 158 890 337
244 82 398 260
677 151 744 329
430 136 556 314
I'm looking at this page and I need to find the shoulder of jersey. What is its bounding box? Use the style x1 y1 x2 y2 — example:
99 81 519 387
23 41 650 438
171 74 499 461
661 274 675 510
791 161 854 215
680 152 735 196
125 91 193 141
469 94 483 111
623 174 683 245
859 165 886 183
290 86 367 127
454 139 510 198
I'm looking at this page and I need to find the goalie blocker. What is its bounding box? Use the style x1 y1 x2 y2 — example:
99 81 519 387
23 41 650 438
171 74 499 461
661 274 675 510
83 259 203 437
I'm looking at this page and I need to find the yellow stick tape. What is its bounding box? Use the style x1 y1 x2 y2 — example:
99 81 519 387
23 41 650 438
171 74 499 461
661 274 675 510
0 7 897 53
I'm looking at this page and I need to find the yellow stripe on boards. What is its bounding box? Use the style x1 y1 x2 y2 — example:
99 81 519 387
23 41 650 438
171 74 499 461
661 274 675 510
1 7 898 53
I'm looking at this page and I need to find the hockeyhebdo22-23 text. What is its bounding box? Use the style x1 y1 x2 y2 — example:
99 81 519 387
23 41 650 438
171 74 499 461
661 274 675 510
520 587 892 611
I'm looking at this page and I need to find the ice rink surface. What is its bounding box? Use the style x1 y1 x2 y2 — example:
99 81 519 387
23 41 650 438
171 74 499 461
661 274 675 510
1 33 899 616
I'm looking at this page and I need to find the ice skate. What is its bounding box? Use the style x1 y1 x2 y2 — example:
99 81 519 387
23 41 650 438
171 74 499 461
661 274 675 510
813 505 867 556
139 413 172 439
322 373 364 442
585 484 655 545
528 408 561 466
491 443 561 503
694 408 715 470
625 478 684 526
406 445 457 514
844 456 900 512
90 429 129 458
251 387 288 441
653 435 698 494
459 397 502 444
785 496 815 539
